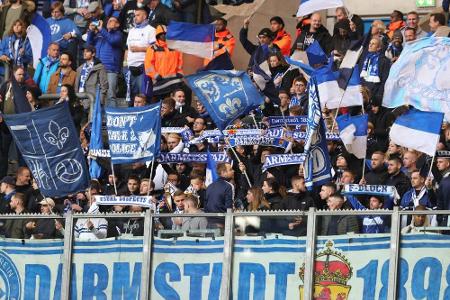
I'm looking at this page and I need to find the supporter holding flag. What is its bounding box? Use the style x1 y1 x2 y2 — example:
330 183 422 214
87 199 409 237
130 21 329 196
87 16 123 108
291 13 332 55
269 16 291 57
336 114 368 160
204 17 236 66
429 12 450 37
145 24 184 98
33 42 60 94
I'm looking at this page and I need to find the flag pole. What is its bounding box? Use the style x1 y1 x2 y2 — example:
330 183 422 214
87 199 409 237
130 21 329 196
146 158 155 197
110 160 118 195
361 158 366 182
225 138 252 187
427 154 436 178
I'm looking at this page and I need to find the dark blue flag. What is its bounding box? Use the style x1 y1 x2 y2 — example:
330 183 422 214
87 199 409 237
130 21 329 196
185 70 264 130
251 44 279 104
89 88 102 179
4 102 89 197
105 102 161 164
303 76 332 190
201 51 234 71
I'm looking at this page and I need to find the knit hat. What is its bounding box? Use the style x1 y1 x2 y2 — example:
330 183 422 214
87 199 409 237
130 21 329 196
155 24 167 37
258 28 274 39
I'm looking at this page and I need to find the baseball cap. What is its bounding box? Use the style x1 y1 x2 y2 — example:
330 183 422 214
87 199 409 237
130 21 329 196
39 198 55 208
258 28 274 39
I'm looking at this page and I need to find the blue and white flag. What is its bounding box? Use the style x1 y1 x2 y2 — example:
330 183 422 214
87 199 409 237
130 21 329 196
383 37 450 120
337 38 365 90
186 70 264 130
89 88 103 179
205 150 219 187
390 109 444 156
167 21 215 59
315 58 342 109
303 77 333 189
306 41 328 67
27 13 51 69
106 103 161 164
336 114 368 159
285 56 314 77
296 0 344 17
4 102 89 197
251 45 279 104
340 65 364 108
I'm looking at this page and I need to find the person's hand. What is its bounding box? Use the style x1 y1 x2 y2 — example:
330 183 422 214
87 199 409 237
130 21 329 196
425 177 433 189
71 203 82 212
173 0 181 9
26 221 36 230
63 32 72 40
359 178 367 185
77 7 88 16
18 48 24 56
238 162 246 173
274 77 282 87
186 116 195 123
0 55 10 62
88 23 97 32
32 179 39 190
243 16 251 29
55 220 63 231
86 220 94 230
97 20 103 31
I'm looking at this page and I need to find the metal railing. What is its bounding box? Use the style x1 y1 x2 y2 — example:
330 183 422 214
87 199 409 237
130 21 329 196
1 208 449 300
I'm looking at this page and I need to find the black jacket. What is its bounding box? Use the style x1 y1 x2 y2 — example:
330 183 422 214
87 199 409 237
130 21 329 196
291 24 333 55
359 53 391 107
239 27 281 67
385 171 411 199
205 177 234 213
365 166 388 185
161 110 188 127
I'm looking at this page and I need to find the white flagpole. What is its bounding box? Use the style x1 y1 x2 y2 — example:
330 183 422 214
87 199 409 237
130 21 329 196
225 138 252 187
146 158 155 197
427 154 436 178
110 160 118 195
361 158 367 182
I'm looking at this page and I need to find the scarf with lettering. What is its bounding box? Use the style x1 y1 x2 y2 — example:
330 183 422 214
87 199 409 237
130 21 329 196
7 35 25 66
360 52 380 83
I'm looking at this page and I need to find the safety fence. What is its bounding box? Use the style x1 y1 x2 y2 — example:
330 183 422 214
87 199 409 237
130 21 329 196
0 208 449 299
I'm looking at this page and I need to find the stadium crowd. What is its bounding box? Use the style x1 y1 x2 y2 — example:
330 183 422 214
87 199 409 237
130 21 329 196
0 0 449 240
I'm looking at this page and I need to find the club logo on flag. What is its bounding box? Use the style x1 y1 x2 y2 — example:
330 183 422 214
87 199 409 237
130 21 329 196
4 102 89 197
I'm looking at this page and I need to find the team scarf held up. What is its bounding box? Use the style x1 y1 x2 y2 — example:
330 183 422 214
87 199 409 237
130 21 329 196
360 52 380 83
79 61 94 93
7 35 26 66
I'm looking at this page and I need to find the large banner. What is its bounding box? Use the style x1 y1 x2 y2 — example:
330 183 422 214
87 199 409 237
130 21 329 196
0 234 449 299
3 102 89 197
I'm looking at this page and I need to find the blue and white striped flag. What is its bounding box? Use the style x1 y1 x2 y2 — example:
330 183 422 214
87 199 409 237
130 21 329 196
390 109 444 156
27 13 51 69
336 114 368 159
167 21 215 59
303 76 332 190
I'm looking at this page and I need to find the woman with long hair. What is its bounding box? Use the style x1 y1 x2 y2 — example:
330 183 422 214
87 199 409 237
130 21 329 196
262 177 285 210
0 19 32 78
246 187 270 211
57 84 83 132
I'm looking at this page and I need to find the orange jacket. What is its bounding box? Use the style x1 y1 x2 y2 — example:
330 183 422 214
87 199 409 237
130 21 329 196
387 20 406 40
274 29 292 56
144 40 183 80
204 28 236 65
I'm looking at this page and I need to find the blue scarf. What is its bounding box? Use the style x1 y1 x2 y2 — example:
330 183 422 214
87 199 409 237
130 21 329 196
44 55 58 71
125 68 131 103
7 35 25 66
79 61 94 92
387 43 403 58
360 52 381 83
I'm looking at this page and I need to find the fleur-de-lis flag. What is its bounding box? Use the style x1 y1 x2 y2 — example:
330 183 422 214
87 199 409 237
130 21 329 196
186 70 265 130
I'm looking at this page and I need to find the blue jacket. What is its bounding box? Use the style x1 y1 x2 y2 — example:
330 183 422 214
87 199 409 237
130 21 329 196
33 56 59 93
46 17 80 51
346 195 388 233
0 35 32 75
205 177 233 213
86 28 123 73
400 188 434 210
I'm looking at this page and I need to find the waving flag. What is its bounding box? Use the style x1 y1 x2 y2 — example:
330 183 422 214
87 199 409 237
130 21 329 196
27 13 52 69
336 114 368 159
340 65 364 108
390 109 444 156
4 103 89 197
297 0 344 17
251 45 279 104
383 37 450 120
338 38 365 90
315 59 342 109
186 70 264 130
303 77 332 189
306 41 328 67
89 88 103 179
167 21 215 59
105 103 161 164
205 150 219 187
